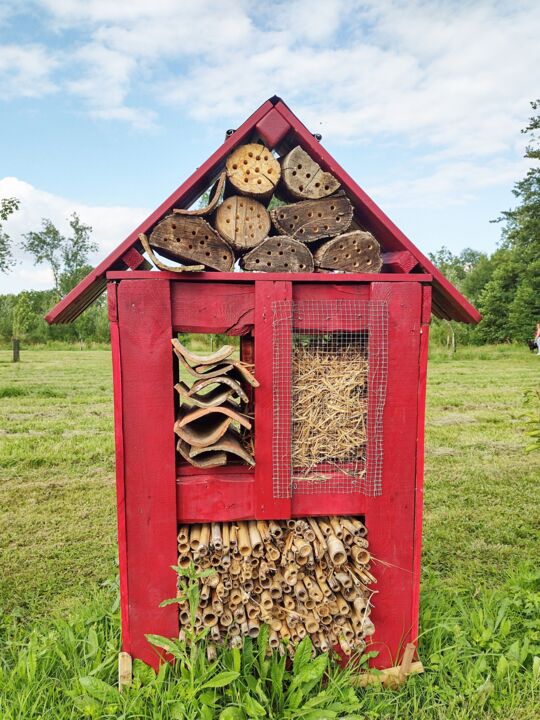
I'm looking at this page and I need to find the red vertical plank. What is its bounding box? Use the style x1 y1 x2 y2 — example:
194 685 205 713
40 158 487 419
364 281 422 669
108 282 130 652
254 280 292 519
411 285 431 643
117 279 179 668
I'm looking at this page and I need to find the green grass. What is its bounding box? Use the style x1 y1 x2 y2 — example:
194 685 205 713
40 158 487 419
0 345 539 718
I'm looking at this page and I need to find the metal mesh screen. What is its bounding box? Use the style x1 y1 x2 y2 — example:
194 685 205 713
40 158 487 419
272 300 388 498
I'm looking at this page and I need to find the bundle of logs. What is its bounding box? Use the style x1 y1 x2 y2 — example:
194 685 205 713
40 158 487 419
177 516 375 655
172 339 258 468
140 144 384 274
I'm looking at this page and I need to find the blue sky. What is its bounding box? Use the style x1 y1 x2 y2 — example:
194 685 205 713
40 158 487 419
1 0 539 292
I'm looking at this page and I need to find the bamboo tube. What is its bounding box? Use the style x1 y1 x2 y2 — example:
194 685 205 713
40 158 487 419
198 524 210 555
336 594 350 616
283 595 295 612
294 579 308 603
317 519 333 537
177 525 189 543
237 522 251 556
284 565 298 586
229 523 238 549
305 616 319 634
248 521 263 556
189 524 201 550
200 584 210 601
350 517 368 537
296 623 307 639
260 590 273 612
178 540 189 554
221 553 231 569
222 522 230 551
269 630 280 648
327 535 347 566
211 523 222 551
248 619 260 638
207 644 217 661
245 602 259 620
179 609 190 625
303 577 323 602
230 559 241 576
230 635 242 648
354 537 369 549
335 572 353 589
293 537 311 559
268 521 283 539
269 581 283 600
229 588 242 605
352 547 371 566
256 520 270 541
329 516 344 539
220 609 233 627
265 543 280 562
177 555 191 569
210 626 220 642
202 608 217 627
286 519 296 529
234 605 246 623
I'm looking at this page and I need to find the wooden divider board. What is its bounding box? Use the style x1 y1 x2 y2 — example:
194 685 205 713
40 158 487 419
115 279 179 667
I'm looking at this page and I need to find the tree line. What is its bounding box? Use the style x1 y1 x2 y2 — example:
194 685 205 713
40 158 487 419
1 100 539 348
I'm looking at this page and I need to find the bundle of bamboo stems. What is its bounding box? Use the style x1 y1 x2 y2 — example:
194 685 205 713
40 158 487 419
177 515 375 655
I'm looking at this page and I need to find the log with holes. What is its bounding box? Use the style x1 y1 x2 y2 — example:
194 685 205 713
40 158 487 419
141 142 383 274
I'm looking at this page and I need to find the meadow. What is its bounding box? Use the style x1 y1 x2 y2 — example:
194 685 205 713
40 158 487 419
0 344 539 718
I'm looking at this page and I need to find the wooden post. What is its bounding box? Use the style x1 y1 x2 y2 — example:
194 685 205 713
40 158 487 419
12 338 20 363
115 279 179 668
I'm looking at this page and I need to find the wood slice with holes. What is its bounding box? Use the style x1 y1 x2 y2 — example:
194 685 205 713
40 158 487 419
280 146 340 200
214 196 270 254
270 196 353 243
225 143 280 200
313 231 383 273
149 215 234 272
240 236 314 273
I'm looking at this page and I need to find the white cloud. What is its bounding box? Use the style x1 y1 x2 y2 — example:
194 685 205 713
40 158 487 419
0 44 58 99
1 0 539 208
0 177 148 293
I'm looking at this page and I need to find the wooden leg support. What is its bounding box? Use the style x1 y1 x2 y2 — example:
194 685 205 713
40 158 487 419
118 652 133 692
353 643 424 688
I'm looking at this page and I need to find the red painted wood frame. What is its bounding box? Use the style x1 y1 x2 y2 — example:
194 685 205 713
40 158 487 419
108 272 431 670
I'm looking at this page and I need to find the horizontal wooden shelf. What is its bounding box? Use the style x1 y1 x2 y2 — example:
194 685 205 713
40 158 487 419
107 270 433 283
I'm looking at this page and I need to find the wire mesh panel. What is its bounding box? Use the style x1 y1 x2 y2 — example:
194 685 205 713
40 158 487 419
272 300 388 498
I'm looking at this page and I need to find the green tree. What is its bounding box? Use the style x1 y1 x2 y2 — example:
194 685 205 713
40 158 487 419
11 291 33 362
0 197 20 272
477 99 540 342
22 213 97 296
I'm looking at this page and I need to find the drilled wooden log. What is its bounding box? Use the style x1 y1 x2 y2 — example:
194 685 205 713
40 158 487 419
279 146 340 200
214 196 271 254
240 236 314 273
270 196 353 243
313 231 383 273
149 215 234 271
139 233 204 272
225 143 280 199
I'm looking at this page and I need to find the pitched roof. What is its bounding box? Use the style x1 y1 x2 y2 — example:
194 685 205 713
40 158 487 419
46 96 480 325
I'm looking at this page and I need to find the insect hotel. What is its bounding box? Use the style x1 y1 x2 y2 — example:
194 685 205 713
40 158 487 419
46 97 480 674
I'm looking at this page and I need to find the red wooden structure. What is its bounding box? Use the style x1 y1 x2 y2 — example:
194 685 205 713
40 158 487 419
47 97 480 671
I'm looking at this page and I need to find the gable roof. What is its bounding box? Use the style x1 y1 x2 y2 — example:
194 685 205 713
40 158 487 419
46 96 480 325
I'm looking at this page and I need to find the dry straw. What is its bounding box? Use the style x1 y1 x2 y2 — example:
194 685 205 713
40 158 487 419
291 344 368 478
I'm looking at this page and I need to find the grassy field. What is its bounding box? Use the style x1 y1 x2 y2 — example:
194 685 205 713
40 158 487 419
0 344 539 718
